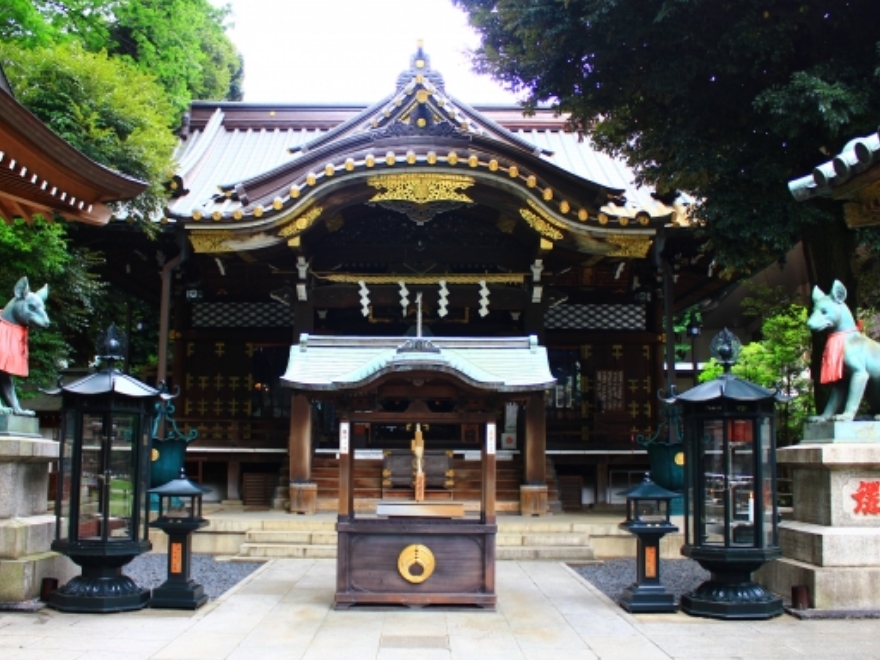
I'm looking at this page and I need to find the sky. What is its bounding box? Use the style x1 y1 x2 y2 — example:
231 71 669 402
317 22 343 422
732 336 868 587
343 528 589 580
216 0 521 105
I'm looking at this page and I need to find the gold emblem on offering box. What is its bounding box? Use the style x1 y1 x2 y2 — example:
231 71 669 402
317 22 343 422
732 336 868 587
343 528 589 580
398 544 436 584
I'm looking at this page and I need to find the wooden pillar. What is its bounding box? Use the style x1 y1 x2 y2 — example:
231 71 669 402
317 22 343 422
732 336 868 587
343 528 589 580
524 393 546 483
288 393 316 514
521 393 548 515
289 394 312 481
226 460 241 502
596 459 609 504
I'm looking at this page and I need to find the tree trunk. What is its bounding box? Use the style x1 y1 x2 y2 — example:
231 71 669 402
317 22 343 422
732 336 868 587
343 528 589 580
801 205 858 415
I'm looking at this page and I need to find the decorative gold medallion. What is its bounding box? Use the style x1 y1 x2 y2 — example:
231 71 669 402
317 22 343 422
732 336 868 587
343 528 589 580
674 451 685 466
398 544 436 584
151 448 160 461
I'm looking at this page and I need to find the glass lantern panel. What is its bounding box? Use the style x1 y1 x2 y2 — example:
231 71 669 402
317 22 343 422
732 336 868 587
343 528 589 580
56 410 76 539
76 414 105 540
760 418 774 548
729 418 756 547
166 496 193 518
636 499 665 522
107 413 137 541
700 419 725 545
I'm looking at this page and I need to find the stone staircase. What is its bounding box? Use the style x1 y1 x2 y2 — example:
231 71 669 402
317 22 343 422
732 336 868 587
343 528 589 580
230 515 683 562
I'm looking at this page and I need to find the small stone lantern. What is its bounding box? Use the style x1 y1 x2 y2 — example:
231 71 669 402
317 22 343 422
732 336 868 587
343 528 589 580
45 325 171 613
148 468 209 609
618 474 680 613
664 329 787 620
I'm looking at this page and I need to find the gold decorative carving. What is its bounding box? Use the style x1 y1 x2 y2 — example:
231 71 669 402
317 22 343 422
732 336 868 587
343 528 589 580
607 234 652 258
398 544 436 584
367 173 475 204
277 205 323 238
519 208 563 240
190 231 234 253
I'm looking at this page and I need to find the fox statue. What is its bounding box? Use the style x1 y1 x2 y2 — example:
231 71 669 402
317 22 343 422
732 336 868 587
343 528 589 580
807 280 880 422
0 277 49 416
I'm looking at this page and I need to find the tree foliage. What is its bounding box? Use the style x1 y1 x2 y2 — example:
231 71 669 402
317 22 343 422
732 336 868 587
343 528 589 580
700 304 812 445
2 1 243 113
455 0 880 285
0 41 177 224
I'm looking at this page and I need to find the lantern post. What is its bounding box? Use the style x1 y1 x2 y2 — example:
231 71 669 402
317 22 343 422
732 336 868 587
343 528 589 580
148 468 209 609
664 329 786 620
618 473 679 613
45 326 172 613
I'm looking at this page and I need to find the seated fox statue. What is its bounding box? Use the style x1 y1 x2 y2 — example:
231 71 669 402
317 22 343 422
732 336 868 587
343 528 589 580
808 280 880 422
0 277 49 416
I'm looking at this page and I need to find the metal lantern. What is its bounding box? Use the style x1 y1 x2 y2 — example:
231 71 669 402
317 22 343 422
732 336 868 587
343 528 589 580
148 468 209 609
664 329 786 620
45 325 172 613
618 474 680 613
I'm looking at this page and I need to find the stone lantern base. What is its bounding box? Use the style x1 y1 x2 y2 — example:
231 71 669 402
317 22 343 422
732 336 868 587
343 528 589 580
756 425 880 611
0 427 78 603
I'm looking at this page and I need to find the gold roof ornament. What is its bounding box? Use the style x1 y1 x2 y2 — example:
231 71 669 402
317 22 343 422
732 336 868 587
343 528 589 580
277 204 323 238
190 231 235 253
367 173 475 205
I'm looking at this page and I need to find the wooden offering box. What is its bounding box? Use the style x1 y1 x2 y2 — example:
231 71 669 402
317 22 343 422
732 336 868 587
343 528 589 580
335 420 498 609
335 517 497 609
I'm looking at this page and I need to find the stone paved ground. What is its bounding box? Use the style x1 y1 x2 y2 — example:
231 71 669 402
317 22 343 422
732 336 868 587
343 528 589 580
1 558 879 659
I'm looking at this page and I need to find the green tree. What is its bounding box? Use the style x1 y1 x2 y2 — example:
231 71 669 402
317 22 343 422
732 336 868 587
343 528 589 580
455 0 879 290
700 304 812 445
5 1 244 113
0 41 177 225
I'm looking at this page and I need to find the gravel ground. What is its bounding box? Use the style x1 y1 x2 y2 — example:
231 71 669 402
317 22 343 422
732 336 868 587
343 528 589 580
124 554 263 600
572 558 710 605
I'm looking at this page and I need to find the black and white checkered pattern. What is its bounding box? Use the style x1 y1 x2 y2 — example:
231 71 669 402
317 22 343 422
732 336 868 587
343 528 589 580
544 304 646 330
192 302 293 328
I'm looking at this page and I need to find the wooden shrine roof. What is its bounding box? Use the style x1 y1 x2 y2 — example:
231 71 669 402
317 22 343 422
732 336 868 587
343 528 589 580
281 334 554 393
789 125 880 228
166 46 693 260
0 65 147 226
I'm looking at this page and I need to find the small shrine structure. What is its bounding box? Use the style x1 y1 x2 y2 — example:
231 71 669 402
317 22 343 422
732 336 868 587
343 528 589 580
280 327 553 608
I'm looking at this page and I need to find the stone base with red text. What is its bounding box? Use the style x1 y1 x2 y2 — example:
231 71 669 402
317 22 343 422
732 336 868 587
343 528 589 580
756 439 880 610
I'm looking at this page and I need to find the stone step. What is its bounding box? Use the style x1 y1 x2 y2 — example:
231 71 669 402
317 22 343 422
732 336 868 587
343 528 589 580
238 543 337 559
497 532 590 547
237 542 597 562
246 530 337 544
496 545 597 561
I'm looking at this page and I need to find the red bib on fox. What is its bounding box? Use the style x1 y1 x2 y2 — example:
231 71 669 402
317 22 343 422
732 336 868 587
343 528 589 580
821 329 857 384
0 318 28 377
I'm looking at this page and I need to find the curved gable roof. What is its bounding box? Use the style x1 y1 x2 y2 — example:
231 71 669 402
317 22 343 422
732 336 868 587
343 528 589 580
168 45 692 258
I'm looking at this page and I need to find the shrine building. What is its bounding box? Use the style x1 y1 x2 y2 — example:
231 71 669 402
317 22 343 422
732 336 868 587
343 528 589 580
86 45 719 515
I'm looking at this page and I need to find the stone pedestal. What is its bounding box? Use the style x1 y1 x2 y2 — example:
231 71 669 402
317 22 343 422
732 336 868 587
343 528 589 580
757 431 880 611
289 482 317 515
0 430 78 603
520 484 548 516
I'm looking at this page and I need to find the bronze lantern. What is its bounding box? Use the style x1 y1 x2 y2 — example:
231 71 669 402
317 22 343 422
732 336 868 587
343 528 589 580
46 326 172 613
664 329 787 620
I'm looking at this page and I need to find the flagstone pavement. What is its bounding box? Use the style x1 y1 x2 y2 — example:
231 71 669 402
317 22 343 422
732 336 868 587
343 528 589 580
1 558 878 660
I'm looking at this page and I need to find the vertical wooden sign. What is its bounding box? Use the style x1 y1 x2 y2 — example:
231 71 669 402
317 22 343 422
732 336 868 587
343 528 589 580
339 421 350 455
486 422 496 455
644 546 657 579
170 542 183 574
